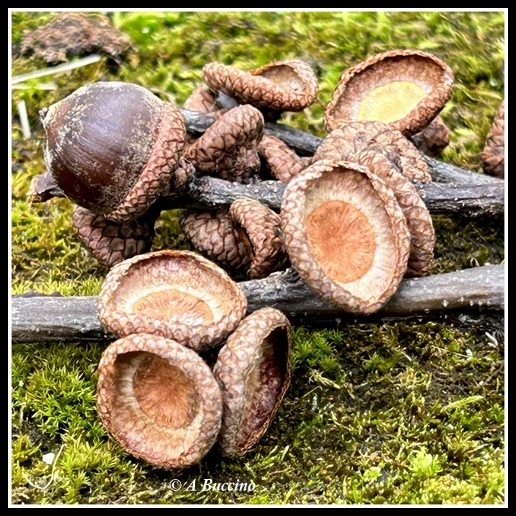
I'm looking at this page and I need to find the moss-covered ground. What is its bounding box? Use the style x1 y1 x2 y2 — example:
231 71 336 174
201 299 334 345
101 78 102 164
10 10 506 506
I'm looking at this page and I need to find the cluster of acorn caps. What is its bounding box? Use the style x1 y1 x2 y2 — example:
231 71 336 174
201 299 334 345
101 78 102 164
37 48 504 470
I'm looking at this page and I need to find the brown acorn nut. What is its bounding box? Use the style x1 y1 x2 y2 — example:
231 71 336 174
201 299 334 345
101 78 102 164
41 81 186 222
481 100 505 179
280 159 410 314
324 48 454 137
212 307 292 458
202 59 319 117
313 120 432 183
183 104 264 183
228 197 288 279
96 333 223 470
97 249 248 352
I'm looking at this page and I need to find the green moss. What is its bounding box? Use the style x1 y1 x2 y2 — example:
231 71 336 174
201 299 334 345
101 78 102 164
10 10 505 506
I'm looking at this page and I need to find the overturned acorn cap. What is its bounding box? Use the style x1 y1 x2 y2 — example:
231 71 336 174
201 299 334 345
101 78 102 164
313 120 432 183
96 333 222 470
202 59 318 115
97 249 248 352
410 115 450 157
183 104 264 183
212 307 291 458
481 99 505 179
353 148 435 277
228 197 288 279
258 134 311 183
72 205 157 269
324 48 454 137
179 209 251 277
280 159 410 314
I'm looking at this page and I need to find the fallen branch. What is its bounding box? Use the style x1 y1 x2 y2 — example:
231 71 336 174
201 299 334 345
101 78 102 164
10 264 504 344
29 171 504 219
181 109 505 187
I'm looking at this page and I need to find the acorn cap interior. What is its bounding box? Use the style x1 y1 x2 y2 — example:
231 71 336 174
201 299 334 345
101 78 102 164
280 160 410 313
97 250 248 351
96 333 222 470
324 49 454 136
213 307 291 457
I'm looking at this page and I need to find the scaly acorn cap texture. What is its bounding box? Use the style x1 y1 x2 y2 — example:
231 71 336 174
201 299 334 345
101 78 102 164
72 205 156 269
96 333 223 470
212 307 292 458
258 134 311 183
280 159 411 314
228 197 288 279
202 59 318 113
324 48 454 137
481 100 505 179
178 209 251 277
353 148 435 277
410 115 450 157
41 81 186 222
97 249 248 352
313 120 432 183
183 104 264 183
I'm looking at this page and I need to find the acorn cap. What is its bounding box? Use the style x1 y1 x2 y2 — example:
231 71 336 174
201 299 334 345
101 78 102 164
258 134 311 183
183 86 219 113
353 149 435 277
324 48 454 137
313 120 432 182
202 59 318 113
410 115 450 157
212 307 291 457
228 197 288 279
97 249 248 352
72 205 156 269
183 104 264 183
280 159 410 314
96 333 222 470
42 81 186 222
481 100 505 179
179 209 251 277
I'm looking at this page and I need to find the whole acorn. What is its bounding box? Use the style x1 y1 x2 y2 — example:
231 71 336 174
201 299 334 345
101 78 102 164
40 81 187 223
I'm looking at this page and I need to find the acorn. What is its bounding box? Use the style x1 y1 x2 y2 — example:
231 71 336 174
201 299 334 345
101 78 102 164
40 81 187 223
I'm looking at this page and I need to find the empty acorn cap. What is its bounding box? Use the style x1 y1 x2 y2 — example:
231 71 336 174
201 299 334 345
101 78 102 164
183 104 264 183
202 59 318 113
313 120 432 182
72 205 156 269
97 249 248 352
258 134 311 183
228 197 288 279
481 100 504 179
280 159 410 314
96 333 222 470
212 307 291 457
353 148 435 277
324 48 454 137
179 209 251 277
410 115 450 157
